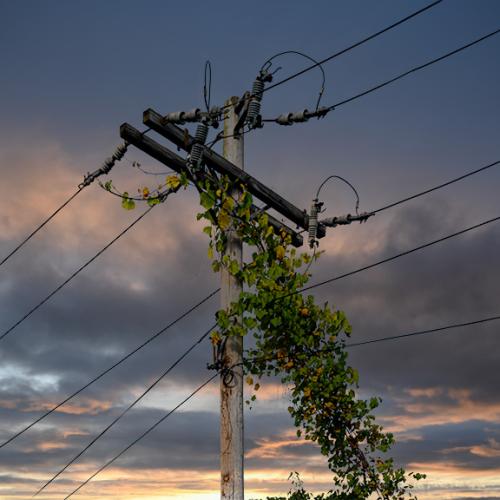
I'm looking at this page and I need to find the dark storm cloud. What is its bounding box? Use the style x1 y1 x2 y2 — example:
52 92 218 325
309 199 500 403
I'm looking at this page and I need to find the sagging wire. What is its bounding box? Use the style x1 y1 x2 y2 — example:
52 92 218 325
126 158 175 177
203 60 212 113
260 50 326 112
316 175 360 215
308 175 373 248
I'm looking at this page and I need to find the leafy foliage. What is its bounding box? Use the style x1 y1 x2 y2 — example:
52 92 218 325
194 174 425 499
117 161 424 498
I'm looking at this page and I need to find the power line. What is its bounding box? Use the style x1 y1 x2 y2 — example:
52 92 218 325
12 213 499 449
44 213 500 495
298 215 500 297
0 142 130 271
263 27 500 124
216 0 444 116
63 372 219 500
330 27 500 111
346 314 500 347
0 289 219 449
244 314 500 365
6 199 498 449
0 206 154 343
34 324 215 496
62 311 500 498
0 188 83 269
264 0 444 95
372 159 500 214
39 214 500 485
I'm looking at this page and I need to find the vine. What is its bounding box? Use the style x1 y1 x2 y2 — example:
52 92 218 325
120 166 425 498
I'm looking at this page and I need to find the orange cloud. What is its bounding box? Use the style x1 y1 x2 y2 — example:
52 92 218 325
382 387 500 432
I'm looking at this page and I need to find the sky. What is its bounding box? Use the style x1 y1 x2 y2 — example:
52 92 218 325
0 0 499 499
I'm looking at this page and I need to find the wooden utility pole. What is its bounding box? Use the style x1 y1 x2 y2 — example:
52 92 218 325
220 96 244 500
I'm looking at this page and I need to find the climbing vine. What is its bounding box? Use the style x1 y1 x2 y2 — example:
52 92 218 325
118 165 425 498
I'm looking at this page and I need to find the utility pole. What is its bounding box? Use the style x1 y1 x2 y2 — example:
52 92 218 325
220 96 244 500
119 94 373 500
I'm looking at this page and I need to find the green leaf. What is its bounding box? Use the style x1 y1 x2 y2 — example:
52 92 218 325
147 196 161 207
200 192 214 210
121 194 135 210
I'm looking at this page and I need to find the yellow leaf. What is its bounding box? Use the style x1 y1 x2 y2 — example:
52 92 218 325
300 308 310 317
218 210 231 230
276 245 286 260
166 175 181 190
222 197 234 212
246 376 254 385
208 245 214 259
303 387 311 398
210 331 222 345
142 187 150 198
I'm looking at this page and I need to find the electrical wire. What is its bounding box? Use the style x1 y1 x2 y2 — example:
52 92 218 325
217 0 444 116
372 159 500 214
262 27 500 123
346 314 500 347
204 60 212 112
62 372 219 500
9 166 499 446
263 0 444 95
316 175 360 214
329 27 500 111
40 214 500 495
0 206 155 344
37 214 500 473
0 188 83 269
34 324 215 496
62 310 500 498
0 289 219 449
260 50 326 111
297 215 500 297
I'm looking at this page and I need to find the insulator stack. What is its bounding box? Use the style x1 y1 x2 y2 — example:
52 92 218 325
276 106 330 126
162 107 221 125
308 199 320 248
79 142 129 188
163 108 202 124
188 122 209 169
246 77 265 129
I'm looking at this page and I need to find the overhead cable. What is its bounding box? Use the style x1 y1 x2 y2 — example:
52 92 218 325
372 159 500 214
62 311 500 498
265 27 500 125
0 143 128 270
0 207 154 343
62 372 219 500
0 189 83 269
34 325 215 496
346 314 500 347
0 289 219 449
263 0 444 95
298 215 500 297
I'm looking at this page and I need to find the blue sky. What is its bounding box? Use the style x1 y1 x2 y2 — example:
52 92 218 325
0 1 499 498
